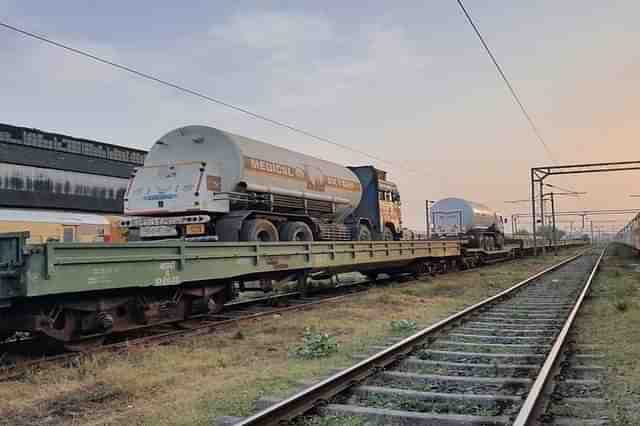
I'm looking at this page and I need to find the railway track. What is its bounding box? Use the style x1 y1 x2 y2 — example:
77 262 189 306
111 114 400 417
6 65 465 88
538 341 608 425
0 248 582 385
221 249 604 426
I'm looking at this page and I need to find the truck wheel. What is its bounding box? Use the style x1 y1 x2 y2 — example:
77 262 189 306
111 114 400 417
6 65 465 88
240 219 279 242
356 224 372 241
383 226 394 241
280 222 314 241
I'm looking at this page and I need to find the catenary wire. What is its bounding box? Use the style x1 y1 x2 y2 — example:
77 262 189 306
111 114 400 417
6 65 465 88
455 0 585 211
0 20 435 179
544 183 582 194
455 0 557 163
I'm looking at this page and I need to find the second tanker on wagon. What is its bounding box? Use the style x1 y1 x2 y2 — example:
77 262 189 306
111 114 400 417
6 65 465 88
122 125 403 242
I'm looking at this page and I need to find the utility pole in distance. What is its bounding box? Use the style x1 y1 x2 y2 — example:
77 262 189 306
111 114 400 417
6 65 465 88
425 200 435 239
550 192 557 253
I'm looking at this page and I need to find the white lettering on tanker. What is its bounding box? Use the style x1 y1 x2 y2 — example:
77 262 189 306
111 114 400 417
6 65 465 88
143 192 177 201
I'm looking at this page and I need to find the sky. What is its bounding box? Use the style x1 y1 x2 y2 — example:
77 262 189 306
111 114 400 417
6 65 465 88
1 1 640 234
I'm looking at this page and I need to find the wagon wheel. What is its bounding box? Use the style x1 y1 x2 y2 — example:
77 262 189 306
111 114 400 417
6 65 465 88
207 292 227 314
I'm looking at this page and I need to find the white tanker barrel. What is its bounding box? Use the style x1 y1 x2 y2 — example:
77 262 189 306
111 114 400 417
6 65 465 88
125 125 363 222
431 197 499 235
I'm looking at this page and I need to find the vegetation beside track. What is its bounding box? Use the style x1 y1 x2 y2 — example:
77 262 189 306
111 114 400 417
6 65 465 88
574 244 640 425
0 248 583 426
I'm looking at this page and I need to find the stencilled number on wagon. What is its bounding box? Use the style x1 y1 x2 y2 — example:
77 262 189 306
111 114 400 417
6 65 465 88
154 262 180 285
87 266 117 286
154 275 180 285
159 262 176 272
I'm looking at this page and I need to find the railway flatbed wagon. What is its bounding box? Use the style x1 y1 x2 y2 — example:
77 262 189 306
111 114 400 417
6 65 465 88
0 232 460 346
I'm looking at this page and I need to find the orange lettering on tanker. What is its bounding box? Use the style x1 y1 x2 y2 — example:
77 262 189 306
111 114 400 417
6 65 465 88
304 165 326 192
244 156 305 180
243 156 360 193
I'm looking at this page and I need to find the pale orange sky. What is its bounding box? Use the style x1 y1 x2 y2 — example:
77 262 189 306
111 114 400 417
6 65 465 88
1 1 639 235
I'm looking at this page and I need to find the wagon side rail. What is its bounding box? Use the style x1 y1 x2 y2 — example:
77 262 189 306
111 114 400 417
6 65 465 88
19 239 461 298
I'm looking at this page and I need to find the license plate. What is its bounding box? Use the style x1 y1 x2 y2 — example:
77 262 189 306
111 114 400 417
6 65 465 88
186 223 205 235
139 225 178 238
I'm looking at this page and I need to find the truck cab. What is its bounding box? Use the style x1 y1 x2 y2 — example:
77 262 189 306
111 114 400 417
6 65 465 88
349 166 402 240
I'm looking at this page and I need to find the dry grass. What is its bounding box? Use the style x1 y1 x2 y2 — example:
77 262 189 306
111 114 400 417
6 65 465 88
574 245 640 425
0 249 583 425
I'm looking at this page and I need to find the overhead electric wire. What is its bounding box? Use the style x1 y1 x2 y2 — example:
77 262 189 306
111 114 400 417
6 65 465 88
544 183 583 194
455 0 556 163
455 0 586 212
0 20 434 178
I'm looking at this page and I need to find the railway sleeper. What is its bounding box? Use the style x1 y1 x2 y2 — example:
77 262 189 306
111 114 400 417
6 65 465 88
465 320 561 330
418 349 546 365
546 396 608 419
482 310 566 318
432 340 550 354
367 370 531 395
458 326 557 336
560 365 606 381
345 385 522 415
398 358 539 378
447 333 552 344
548 418 609 426
554 380 604 398
320 404 512 425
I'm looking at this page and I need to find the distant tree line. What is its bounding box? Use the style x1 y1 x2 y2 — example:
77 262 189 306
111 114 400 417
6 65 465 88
514 226 567 240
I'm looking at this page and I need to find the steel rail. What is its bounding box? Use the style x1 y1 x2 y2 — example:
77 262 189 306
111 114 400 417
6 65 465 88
234 251 587 426
513 247 606 425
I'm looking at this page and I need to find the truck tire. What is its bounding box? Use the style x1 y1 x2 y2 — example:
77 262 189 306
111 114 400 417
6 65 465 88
279 222 314 241
240 219 279 242
356 224 372 241
383 226 394 241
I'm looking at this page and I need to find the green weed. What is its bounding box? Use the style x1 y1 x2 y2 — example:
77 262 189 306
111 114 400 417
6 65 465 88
292 328 339 360
390 319 418 334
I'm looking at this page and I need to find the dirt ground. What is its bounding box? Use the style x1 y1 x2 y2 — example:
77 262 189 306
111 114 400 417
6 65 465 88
574 245 640 425
0 249 583 426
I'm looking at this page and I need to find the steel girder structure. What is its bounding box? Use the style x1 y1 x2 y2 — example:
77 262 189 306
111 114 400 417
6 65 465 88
531 161 640 254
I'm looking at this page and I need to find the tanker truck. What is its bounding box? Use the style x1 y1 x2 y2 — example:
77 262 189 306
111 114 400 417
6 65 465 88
430 197 506 250
121 125 402 242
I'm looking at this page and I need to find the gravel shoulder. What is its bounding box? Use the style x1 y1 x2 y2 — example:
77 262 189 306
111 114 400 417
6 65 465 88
573 244 640 425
